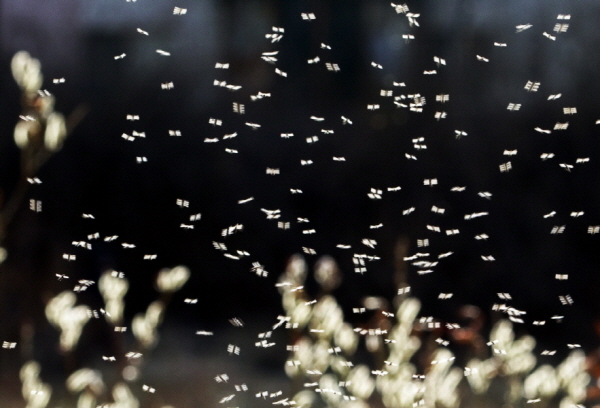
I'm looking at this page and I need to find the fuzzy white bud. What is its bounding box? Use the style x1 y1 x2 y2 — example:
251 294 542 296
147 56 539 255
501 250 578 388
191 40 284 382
44 112 66 151
156 265 190 293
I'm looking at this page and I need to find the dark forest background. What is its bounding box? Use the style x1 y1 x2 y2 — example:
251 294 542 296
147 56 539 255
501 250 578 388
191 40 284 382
1 1 600 406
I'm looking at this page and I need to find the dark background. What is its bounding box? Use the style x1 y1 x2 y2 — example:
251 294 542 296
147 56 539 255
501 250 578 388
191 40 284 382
1 1 600 406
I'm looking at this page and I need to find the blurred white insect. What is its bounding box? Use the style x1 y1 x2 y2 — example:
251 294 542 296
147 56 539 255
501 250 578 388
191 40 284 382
431 205 445 214
559 295 573 305
227 344 240 355
251 262 268 277
368 188 382 199
235 384 248 392
403 207 415 215
516 24 533 32
301 12 316 20
391 3 409 13
554 122 569 130
325 63 340 72
219 395 235 404
229 318 244 327
554 23 569 33
362 239 377 249
524 80 540 92
406 12 420 27
29 200 42 212
541 153 555 160
464 212 488 220
436 94 449 103
233 102 245 114
559 163 573 172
